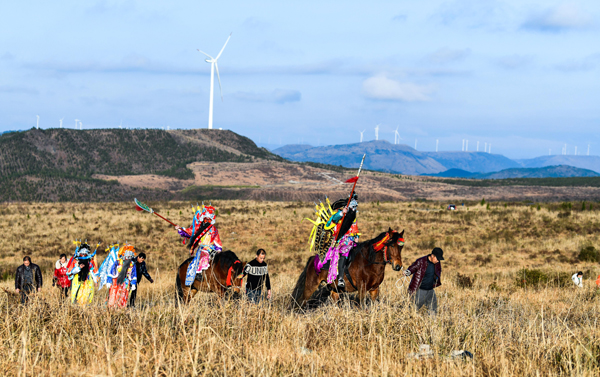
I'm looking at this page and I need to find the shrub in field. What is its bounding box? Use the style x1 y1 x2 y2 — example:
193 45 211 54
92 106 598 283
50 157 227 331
578 245 600 263
515 269 571 288
557 211 571 218
456 273 474 288
516 268 547 288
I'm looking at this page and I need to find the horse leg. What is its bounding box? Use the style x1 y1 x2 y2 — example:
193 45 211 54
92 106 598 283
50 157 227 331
368 287 380 305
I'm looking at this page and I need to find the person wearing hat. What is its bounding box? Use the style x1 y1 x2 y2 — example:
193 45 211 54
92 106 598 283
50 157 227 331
403 247 444 314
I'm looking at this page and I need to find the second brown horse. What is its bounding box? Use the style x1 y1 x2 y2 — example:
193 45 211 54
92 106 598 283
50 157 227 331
290 228 404 309
176 250 245 304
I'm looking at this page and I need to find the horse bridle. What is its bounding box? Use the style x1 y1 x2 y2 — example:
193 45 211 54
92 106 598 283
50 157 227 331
380 231 405 265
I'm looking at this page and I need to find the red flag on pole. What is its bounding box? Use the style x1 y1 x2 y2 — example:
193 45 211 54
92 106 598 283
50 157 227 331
345 176 359 183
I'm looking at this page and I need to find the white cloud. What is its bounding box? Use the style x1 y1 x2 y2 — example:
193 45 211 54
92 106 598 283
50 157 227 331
232 89 301 104
522 3 593 32
362 75 434 102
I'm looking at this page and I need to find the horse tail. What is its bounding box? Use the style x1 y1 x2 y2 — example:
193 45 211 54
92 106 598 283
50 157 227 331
175 271 184 302
290 256 314 309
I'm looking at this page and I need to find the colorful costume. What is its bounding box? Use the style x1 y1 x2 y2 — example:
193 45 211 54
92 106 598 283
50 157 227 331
307 196 360 286
98 244 119 291
177 204 222 286
67 248 98 305
106 245 137 308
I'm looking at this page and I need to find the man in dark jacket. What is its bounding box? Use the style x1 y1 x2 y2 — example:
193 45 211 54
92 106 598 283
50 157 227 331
243 249 272 304
404 247 443 314
129 253 154 307
15 256 43 304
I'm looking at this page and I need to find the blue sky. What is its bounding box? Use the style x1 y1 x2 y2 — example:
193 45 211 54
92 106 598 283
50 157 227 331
1 0 599 158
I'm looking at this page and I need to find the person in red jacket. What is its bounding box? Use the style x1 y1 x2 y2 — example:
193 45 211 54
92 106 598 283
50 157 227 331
53 253 71 298
404 247 443 314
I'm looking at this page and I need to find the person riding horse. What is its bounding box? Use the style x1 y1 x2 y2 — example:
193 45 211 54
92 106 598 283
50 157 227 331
176 204 222 284
315 193 360 288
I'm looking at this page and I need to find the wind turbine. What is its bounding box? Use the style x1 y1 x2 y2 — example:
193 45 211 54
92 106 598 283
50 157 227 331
394 127 401 145
36 115 39 129
462 139 465 151
59 118 63 128
119 120 123 129
374 124 380 141
477 141 479 152
360 130 365 143
197 33 232 130
74 119 79 129
436 139 439 152
79 121 83 130
414 139 418 150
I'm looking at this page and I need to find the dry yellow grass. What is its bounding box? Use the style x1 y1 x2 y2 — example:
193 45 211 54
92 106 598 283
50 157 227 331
1 200 600 376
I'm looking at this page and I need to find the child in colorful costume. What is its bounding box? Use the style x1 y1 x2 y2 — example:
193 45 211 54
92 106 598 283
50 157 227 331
105 245 137 308
310 194 360 288
67 243 99 305
176 204 222 286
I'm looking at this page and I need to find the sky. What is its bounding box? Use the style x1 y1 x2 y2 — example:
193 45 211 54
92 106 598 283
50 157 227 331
0 0 599 159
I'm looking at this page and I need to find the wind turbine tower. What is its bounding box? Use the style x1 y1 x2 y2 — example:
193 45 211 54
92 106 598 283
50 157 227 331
436 139 439 152
394 127 401 144
374 124 379 141
489 144 492 153
414 139 418 150
59 118 63 129
36 115 39 129
462 139 465 151
79 121 83 130
360 130 365 143
197 33 232 130
477 141 479 152
74 119 79 129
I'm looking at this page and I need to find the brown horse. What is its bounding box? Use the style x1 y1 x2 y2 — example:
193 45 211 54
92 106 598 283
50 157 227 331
176 250 245 304
290 228 404 309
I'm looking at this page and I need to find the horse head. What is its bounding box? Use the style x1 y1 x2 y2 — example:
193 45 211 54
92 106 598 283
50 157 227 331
229 260 246 297
386 228 404 271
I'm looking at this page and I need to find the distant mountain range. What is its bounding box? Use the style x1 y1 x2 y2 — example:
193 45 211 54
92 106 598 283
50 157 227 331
428 165 600 179
273 140 600 177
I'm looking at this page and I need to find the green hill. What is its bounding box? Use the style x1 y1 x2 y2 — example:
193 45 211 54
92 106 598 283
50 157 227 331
0 128 281 202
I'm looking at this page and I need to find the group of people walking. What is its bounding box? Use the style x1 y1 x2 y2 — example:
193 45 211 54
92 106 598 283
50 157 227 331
13 196 443 312
14 243 154 308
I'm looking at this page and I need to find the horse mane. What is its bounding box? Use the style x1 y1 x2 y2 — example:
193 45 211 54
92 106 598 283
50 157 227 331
213 250 240 270
348 231 389 265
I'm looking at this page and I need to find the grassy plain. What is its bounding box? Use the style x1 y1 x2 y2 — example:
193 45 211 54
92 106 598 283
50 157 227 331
1 200 600 376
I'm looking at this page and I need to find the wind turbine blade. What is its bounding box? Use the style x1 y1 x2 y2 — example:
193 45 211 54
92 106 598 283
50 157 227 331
215 33 232 60
197 49 214 60
215 62 223 101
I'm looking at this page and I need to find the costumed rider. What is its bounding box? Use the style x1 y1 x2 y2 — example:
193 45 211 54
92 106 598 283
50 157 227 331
176 204 222 285
105 245 137 308
313 194 360 288
66 243 99 305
